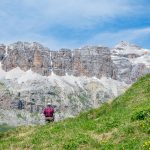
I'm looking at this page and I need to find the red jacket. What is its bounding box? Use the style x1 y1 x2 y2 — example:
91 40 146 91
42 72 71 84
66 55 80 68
43 107 54 117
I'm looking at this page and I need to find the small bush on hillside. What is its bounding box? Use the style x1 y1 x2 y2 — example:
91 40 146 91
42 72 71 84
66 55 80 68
131 109 150 121
131 108 150 134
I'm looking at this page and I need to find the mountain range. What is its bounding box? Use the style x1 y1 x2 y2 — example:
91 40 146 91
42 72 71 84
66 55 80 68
0 41 150 126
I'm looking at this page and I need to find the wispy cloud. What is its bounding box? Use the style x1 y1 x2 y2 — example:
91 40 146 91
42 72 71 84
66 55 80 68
0 0 136 29
86 27 150 48
0 0 149 49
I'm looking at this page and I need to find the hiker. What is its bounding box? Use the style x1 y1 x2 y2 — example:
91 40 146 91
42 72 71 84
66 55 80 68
17 92 24 110
43 103 54 123
18 100 24 110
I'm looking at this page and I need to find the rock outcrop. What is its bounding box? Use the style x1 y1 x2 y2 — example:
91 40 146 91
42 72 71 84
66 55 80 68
0 42 114 79
1 41 149 84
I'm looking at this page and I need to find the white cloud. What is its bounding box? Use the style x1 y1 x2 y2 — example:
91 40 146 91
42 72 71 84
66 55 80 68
86 27 150 47
0 32 79 50
20 0 138 28
0 0 149 49
0 0 141 29
2 27 150 49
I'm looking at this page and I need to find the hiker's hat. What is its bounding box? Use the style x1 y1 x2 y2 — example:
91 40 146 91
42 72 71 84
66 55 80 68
47 102 51 106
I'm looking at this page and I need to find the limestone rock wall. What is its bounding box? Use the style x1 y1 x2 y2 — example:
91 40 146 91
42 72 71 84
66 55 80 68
0 42 114 79
0 41 150 84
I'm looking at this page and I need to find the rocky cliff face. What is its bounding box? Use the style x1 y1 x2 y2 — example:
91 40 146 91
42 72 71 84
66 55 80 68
1 41 149 83
0 41 150 126
111 41 150 83
0 42 114 78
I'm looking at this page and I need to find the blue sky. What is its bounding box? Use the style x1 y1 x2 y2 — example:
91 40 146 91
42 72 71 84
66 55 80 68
0 0 150 49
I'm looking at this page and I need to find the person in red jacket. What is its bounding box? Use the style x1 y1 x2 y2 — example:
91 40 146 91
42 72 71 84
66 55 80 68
43 103 54 123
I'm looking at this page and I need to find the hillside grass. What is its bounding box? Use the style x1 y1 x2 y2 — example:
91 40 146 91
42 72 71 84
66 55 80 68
0 124 15 133
0 74 150 150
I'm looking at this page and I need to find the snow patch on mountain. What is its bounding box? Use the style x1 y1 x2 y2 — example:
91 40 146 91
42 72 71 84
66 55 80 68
5 67 25 80
130 54 150 67
18 69 46 84
0 62 128 97
114 41 149 55
112 41 150 68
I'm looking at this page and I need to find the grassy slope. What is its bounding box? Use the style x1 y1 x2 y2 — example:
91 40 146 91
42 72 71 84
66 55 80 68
0 74 150 150
0 124 15 133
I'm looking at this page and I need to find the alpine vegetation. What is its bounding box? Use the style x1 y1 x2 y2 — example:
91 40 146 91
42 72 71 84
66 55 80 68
0 74 150 149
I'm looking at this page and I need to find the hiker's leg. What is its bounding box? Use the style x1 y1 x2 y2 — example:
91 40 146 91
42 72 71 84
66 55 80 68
52 116 54 122
45 119 50 123
50 117 54 122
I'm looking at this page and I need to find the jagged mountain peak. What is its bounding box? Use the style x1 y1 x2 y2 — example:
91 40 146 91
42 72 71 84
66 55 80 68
115 41 141 49
115 41 131 47
112 41 149 56
5 41 70 52
3 41 50 52
1 41 147 53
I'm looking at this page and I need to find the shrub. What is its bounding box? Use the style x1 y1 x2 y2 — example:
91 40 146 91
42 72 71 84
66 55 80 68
131 108 150 134
131 109 150 121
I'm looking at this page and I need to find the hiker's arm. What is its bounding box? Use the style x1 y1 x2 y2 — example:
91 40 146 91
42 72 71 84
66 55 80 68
52 108 54 113
43 109 46 115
